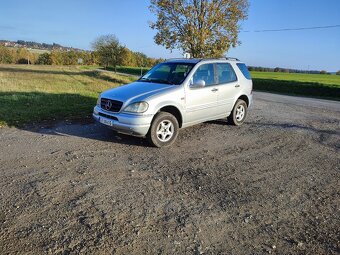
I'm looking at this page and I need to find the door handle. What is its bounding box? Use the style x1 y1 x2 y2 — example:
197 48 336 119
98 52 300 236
211 88 218 92
235 84 240 88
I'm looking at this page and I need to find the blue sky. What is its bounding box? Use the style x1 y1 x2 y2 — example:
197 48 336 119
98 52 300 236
1 0 339 71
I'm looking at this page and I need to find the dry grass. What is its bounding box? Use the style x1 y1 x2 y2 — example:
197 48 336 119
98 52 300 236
0 64 134 127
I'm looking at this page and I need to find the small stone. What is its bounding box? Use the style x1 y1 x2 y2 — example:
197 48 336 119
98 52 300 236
297 242 303 247
244 214 252 223
272 245 276 249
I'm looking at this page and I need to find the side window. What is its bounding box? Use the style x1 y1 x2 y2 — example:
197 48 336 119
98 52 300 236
236 63 251 80
192 64 215 86
217 63 237 84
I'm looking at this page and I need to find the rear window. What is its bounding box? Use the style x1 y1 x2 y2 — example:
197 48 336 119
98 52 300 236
236 63 251 80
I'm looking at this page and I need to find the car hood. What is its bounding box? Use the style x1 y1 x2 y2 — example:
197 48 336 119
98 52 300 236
101 81 176 102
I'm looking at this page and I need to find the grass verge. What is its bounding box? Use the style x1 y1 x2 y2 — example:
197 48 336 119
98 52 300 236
0 65 134 127
251 72 340 100
1 65 339 127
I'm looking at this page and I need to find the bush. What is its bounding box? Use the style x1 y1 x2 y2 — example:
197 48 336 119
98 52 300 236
36 53 52 65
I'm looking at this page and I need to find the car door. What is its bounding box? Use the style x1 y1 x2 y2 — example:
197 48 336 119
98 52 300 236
215 63 240 115
185 63 220 125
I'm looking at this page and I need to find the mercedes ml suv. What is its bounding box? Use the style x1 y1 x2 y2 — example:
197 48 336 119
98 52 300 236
93 58 253 147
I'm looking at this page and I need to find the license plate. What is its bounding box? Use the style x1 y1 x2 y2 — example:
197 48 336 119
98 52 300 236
99 117 113 126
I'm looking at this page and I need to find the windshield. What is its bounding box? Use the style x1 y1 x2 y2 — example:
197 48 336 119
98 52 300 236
138 62 195 85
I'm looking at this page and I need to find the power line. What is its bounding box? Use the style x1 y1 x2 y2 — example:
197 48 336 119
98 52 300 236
242 24 340 33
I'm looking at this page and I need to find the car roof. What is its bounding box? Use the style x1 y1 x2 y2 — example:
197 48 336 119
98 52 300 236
165 58 202 64
165 57 241 64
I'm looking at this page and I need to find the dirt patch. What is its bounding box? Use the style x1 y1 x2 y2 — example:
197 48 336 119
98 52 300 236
0 92 339 254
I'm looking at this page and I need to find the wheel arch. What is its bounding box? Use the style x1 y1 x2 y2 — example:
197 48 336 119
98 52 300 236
157 105 183 128
237 94 249 106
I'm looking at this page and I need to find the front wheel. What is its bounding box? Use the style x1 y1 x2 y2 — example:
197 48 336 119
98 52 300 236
227 99 248 126
147 112 179 147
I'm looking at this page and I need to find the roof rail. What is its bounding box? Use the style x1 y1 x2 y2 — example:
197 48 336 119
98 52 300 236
166 58 188 60
225 57 240 61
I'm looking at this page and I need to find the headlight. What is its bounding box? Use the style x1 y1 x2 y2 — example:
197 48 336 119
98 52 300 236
96 96 101 106
123 102 149 113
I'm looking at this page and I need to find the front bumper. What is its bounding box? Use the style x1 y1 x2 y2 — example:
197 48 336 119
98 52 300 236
93 106 153 137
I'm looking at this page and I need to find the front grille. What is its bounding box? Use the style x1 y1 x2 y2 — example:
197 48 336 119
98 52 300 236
98 112 118 121
101 98 123 112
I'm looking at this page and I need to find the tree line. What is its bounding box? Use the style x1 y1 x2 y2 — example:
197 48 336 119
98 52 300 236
0 37 164 68
249 66 338 75
0 46 97 65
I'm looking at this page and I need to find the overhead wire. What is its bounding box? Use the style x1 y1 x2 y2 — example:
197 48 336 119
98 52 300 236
242 24 340 33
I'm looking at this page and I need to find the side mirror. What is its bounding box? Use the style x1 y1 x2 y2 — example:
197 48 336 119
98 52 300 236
191 79 206 88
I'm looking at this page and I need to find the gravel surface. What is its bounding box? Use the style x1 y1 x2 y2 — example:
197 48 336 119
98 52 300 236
1 92 339 254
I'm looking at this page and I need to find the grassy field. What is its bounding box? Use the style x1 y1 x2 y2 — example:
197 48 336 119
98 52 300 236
1 64 339 127
0 65 134 127
251 71 340 100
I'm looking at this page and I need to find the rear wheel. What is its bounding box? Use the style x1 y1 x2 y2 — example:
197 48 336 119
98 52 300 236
228 99 247 126
147 112 179 147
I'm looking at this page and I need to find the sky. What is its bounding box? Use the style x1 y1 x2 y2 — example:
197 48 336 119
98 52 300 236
0 0 339 71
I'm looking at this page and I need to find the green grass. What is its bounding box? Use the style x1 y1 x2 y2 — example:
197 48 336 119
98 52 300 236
0 64 134 127
251 71 340 100
1 65 339 127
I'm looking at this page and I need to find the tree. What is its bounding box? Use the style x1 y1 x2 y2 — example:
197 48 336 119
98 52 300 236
149 0 249 58
336 70 340 75
16 48 33 64
0 46 13 64
50 51 64 65
135 52 148 75
63 50 78 65
320 70 327 74
92 35 124 70
120 47 137 67
36 52 52 65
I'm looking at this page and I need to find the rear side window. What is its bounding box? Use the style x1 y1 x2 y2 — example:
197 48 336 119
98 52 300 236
216 63 237 84
236 63 251 80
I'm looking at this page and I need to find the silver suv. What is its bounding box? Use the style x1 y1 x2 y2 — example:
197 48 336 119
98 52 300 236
93 58 253 147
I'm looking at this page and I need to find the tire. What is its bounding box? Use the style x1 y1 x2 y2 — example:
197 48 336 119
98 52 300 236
147 112 179 147
227 99 248 126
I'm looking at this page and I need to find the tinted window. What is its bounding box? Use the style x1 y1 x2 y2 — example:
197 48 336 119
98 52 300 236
217 63 237 84
236 63 251 80
192 64 215 86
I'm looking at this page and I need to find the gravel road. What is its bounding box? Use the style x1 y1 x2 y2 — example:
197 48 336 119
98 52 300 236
1 92 339 255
